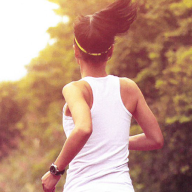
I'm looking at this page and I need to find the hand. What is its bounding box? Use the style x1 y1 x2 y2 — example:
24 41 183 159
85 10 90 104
41 171 61 192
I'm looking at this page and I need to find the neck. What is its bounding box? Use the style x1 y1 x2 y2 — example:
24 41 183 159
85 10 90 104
79 59 108 78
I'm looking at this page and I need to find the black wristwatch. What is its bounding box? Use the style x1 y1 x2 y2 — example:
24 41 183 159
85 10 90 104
50 163 65 176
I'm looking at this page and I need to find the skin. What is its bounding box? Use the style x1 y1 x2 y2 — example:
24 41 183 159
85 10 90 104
41 45 164 192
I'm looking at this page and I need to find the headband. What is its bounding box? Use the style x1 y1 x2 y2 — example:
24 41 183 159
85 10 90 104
74 37 112 56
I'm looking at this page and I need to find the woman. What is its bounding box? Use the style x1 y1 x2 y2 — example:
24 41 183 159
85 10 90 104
42 0 164 191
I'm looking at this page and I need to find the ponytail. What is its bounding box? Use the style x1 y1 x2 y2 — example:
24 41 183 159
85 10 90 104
74 0 137 63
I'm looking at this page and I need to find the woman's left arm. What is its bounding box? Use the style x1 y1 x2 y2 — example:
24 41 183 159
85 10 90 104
42 82 92 191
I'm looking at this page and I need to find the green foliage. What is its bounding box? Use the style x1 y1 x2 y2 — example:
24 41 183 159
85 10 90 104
0 0 192 191
0 82 27 159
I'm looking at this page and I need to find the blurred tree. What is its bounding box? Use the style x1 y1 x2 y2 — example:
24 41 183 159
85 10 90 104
126 0 192 191
0 82 27 159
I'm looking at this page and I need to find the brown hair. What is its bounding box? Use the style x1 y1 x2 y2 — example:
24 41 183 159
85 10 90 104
74 0 137 63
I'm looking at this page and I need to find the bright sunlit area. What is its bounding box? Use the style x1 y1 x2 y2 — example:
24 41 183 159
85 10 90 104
0 0 64 82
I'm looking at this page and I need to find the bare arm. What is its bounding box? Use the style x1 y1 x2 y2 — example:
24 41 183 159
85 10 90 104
54 81 92 170
128 82 164 151
42 81 92 191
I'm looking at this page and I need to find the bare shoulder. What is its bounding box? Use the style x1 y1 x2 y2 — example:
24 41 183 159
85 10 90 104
62 80 87 95
62 80 92 109
119 77 141 96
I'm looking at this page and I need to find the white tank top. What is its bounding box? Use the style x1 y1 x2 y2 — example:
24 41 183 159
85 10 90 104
63 75 134 192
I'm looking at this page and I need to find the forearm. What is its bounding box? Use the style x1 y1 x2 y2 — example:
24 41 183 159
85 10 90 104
129 133 163 151
54 127 91 171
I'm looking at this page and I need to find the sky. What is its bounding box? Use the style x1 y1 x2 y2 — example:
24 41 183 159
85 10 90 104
0 0 63 82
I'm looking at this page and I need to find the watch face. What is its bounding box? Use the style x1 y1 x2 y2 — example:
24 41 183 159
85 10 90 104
50 165 57 174
50 164 65 175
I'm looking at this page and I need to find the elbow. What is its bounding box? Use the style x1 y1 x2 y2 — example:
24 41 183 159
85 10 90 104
154 136 164 149
83 127 93 137
76 125 92 139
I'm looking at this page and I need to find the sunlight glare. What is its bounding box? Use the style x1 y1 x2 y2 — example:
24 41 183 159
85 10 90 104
62 16 70 23
0 0 61 82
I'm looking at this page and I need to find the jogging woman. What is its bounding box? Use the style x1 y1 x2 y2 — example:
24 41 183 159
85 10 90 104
42 0 164 191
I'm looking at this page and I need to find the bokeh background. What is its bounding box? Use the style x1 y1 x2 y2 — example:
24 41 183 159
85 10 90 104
0 0 192 191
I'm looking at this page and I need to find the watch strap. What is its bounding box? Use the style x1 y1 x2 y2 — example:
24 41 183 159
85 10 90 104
55 169 65 175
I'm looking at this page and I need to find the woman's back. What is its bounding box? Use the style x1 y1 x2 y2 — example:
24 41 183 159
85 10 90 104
63 75 134 192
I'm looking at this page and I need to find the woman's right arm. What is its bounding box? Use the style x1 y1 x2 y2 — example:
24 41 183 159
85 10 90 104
128 82 164 151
